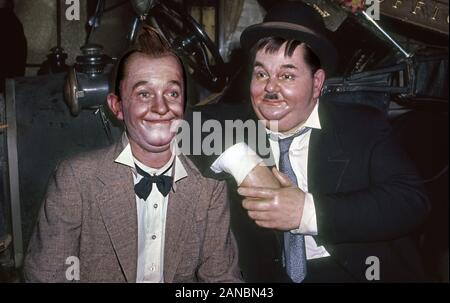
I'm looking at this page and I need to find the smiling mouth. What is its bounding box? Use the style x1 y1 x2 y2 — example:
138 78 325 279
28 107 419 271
262 99 285 105
143 119 173 125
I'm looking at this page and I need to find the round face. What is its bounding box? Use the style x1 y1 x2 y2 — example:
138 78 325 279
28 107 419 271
113 53 184 154
250 43 325 133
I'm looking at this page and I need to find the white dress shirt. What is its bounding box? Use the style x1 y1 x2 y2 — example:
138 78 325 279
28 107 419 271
211 101 330 260
115 138 188 282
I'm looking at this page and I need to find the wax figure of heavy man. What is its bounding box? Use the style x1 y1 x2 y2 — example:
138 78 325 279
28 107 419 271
187 0 430 282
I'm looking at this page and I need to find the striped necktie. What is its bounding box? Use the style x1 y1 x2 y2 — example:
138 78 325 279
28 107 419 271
278 127 311 283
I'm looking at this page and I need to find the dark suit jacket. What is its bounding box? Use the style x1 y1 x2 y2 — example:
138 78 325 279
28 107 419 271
186 100 430 282
24 140 241 283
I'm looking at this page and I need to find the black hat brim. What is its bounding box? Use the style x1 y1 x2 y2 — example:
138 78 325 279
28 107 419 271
241 22 337 75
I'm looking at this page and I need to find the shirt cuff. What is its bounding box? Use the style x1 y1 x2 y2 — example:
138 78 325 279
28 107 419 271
291 193 318 236
210 142 263 185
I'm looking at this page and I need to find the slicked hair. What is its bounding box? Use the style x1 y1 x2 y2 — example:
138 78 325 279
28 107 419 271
113 25 182 97
250 37 321 74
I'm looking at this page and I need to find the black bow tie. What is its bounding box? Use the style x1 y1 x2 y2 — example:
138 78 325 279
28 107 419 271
134 162 174 199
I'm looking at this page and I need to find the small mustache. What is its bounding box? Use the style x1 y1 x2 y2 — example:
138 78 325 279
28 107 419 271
264 92 279 100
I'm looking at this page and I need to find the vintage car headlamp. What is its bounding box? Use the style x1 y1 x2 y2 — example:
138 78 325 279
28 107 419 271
64 44 114 116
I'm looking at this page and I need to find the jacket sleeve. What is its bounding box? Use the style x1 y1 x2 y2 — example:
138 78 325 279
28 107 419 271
23 160 82 282
313 118 430 245
196 180 243 282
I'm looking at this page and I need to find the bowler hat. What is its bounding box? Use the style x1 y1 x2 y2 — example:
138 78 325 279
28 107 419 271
240 0 337 74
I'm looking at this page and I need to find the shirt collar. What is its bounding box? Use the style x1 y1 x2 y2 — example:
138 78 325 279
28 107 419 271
267 100 321 140
114 134 188 190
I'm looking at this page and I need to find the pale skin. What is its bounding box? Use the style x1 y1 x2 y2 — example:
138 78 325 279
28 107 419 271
107 53 184 169
238 43 326 231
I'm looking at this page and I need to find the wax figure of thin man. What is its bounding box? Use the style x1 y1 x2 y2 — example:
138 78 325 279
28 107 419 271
24 26 242 283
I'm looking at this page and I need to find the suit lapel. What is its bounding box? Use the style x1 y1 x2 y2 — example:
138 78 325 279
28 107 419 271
250 101 350 193
308 104 350 194
163 155 199 282
95 143 138 282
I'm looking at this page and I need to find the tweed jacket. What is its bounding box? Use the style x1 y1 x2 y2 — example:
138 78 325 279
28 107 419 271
24 140 241 282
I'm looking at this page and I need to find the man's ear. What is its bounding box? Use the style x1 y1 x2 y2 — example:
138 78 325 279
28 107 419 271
107 93 124 121
312 69 326 100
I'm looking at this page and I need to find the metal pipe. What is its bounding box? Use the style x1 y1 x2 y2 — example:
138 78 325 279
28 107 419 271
217 0 226 58
5 79 24 269
85 0 105 45
56 0 61 48
128 17 141 44
362 10 410 58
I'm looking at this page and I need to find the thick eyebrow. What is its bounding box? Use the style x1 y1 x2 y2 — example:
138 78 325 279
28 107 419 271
254 61 265 69
253 62 298 70
131 79 182 91
280 64 298 70
168 80 182 87
131 80 148 91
